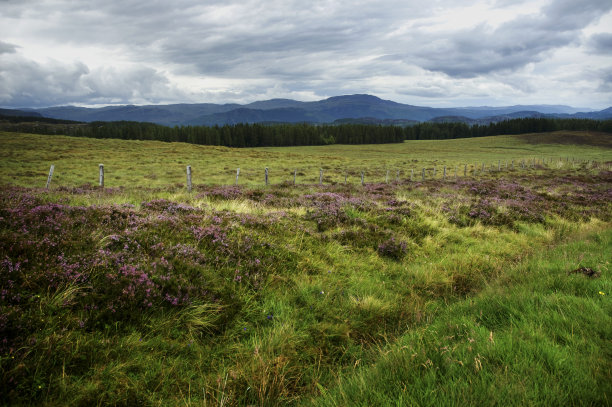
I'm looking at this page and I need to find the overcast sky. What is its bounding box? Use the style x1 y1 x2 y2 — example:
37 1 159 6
1 0 611 109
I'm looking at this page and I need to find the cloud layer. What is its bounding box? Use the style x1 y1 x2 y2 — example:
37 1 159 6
1 0 611 108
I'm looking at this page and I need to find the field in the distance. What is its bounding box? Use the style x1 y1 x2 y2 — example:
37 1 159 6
0 130 611 406
1 130 611 188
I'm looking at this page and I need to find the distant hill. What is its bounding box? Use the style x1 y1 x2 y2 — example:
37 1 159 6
10 94 612 126
0 108 42 118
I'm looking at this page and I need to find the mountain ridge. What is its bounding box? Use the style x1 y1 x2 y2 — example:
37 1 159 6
10 94 611 126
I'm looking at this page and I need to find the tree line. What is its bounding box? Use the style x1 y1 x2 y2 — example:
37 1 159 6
1 115 610 146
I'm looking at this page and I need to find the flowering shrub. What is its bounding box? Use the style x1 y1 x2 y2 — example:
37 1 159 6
377 236 408 259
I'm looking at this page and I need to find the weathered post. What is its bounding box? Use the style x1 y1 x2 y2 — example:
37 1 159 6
319 168 323 185
511 160 514 170
498 160 501 171
481 163 485 173
99 164 104 188
432 167 436 178
46 165 54 189
235 168 240 185
344 172 348 184
385 170 389 184
464 164 467 177
443 166 446 181
186 165 192 193
396 170 399 182
454 166 457 179
410 169 414 181
361 171 364 186
422 168 425 181
265 167 269 186
294 169 297 185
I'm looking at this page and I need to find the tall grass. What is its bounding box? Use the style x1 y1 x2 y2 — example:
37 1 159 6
0 131 610 405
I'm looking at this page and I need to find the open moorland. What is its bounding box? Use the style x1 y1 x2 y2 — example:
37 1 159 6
0 130 611 406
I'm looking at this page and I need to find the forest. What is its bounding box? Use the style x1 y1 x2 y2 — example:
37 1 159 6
1 115 611 147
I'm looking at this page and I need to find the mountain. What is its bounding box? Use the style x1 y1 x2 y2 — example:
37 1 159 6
14 95 612 126
0 108 43 118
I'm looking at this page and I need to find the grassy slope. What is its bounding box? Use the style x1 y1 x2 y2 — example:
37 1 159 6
1 130 610 187
0 131 610 406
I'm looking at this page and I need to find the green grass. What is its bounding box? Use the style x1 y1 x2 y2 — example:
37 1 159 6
1 130 610 188
0 130 610 406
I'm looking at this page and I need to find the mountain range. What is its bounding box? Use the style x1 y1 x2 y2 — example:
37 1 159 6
8 94 612 126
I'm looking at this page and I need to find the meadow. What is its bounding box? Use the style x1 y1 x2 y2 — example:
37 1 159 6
0 130 610 406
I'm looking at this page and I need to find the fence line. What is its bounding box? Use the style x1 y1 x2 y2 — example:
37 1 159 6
41 157 610 190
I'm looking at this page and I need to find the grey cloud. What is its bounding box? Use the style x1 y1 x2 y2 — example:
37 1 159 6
1 0 610 107
587 33 612 54
0 41 18 54
0 52 184 107
412 0 612 78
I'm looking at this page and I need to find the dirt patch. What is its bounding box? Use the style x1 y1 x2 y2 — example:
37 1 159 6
519 131 612 148
569 266 601 278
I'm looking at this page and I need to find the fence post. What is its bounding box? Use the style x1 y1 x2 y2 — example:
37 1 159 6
498 160 501 171
464 164 467 177
265 167 269 186
345 172 348 184
396 170 399 182
294 169 297 185
410 169 414 181
432 167 436 178
99 164 104 188
319 168 323 185
443 166 446 181
235 168 240 185
46 165 54 189
385 170 389 184
186 165 192 193
361 171 364 186
422 168 425 181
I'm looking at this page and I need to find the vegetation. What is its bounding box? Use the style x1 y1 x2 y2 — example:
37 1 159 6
2 115 611 147
0 130 610 405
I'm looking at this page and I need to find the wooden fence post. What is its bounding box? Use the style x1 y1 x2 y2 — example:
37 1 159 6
99 164 104 188
498 160 501 171
186 165 192 193
464 164 467 177
294 169 297 185
235 168 240 185
443 166 446 181
361 171 364 186
319 168 323 185
344 172 348 184
422 168 425 181
432 167 436 178
265 167 269 186
46 165 54 189
385 170 389 183
410 169 414 181
396 170 399 182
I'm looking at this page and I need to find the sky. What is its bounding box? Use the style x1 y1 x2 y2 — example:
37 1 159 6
1 0 611 109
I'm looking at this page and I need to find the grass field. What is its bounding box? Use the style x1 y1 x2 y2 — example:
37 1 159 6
0 130 611 406
1 130 610 188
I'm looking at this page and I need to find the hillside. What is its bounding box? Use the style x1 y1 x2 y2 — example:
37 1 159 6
17 94 612 126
